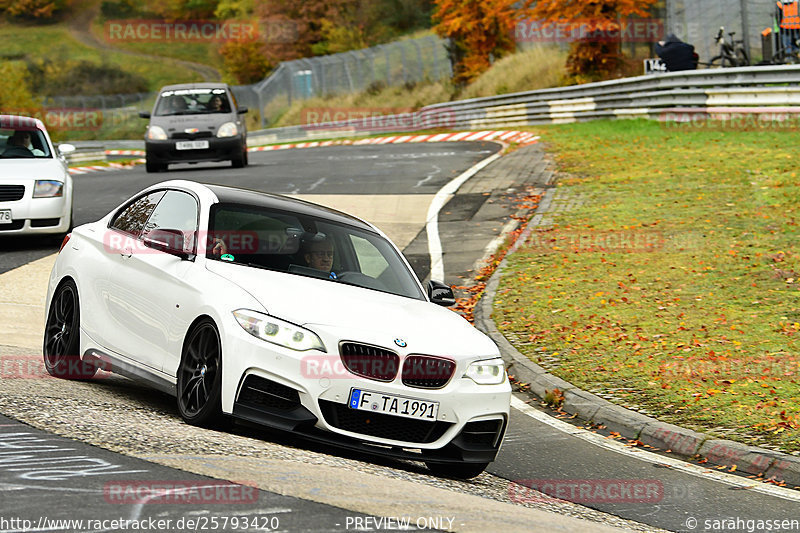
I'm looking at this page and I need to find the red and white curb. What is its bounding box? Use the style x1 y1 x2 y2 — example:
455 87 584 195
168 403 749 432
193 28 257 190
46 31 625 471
248 130 539 151
68 160 144 175
70 131 538 174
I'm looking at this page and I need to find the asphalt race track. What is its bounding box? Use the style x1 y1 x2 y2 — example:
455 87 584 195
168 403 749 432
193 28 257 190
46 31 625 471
1 142 799 532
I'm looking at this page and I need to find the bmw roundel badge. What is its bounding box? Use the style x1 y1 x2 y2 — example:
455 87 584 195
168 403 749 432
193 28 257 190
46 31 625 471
394 338 407 348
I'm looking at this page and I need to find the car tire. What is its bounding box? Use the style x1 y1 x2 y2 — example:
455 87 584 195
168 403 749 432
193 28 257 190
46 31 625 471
425 461 489 480
145 158 165 173
231 151 245 168
43 279 97 379
177 318 224 427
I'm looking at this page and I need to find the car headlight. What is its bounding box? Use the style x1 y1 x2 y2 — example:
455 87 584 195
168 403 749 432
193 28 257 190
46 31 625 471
464 358 506 385
33 180 63 198
233 309 325 352
147 125 167 140
217 122 238 138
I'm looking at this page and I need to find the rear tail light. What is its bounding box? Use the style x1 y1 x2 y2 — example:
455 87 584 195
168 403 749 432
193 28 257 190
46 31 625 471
59 233 71 253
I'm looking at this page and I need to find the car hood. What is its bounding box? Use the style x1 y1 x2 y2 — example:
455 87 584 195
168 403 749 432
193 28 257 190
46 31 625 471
206 261 498 358
150 113 234 134
0 158 65 181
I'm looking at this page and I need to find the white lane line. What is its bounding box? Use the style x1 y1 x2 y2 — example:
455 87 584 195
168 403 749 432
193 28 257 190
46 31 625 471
426 151 502 281
510 397 800 503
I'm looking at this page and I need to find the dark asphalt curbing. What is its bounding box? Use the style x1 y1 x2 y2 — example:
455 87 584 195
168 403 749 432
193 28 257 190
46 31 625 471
471 159 800 489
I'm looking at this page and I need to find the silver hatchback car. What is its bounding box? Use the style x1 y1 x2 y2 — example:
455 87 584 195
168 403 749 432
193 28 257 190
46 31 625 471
139 83 249 173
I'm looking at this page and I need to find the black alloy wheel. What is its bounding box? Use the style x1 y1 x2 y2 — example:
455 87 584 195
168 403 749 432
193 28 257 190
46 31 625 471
43 279 97 379
177 319 224 426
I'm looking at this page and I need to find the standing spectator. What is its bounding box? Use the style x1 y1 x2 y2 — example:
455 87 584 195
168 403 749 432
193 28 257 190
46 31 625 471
655 34 698 71
777 0 800 55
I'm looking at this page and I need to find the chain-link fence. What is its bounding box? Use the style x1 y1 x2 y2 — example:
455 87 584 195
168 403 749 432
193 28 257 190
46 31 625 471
35 34 450 136
249 35 451 127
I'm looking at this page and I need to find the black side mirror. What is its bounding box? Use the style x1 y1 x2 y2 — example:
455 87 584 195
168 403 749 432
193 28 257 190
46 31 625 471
427 280 456 307
142 229 191 260
237 106 248 115
138 111 151 119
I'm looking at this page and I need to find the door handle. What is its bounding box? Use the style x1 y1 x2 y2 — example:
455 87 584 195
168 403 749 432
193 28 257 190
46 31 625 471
120 247 132 259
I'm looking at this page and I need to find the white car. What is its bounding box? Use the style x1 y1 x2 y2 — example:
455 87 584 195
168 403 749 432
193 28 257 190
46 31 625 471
0 115 75 236
44 180 510 478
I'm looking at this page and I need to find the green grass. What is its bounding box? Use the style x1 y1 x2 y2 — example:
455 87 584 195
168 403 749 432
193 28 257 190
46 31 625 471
460 45 569 99
0 22 201 92
494 119 800 452
90 18 223 71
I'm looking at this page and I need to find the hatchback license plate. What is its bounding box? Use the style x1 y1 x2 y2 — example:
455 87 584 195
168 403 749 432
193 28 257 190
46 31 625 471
175 140 209 150
349 388 438 420
0 210 11 224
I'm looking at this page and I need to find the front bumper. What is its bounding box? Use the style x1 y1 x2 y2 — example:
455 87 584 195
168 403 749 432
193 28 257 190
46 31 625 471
0 185 71 235
145 136 245 164
219 323 510 463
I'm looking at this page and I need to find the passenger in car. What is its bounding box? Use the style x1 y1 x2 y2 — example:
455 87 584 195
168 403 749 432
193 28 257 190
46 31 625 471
206 95 229 112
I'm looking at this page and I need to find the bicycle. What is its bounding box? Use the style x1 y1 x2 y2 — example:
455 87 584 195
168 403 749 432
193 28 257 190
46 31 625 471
708 27 750 67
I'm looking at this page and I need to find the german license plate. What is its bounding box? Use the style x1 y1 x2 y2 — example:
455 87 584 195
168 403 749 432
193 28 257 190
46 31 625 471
349 388 438 420
175 140 209 150
0 210 11 224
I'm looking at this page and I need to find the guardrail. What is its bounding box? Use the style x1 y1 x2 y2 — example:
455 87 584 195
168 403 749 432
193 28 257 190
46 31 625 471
251 65 800 143
67 65 800 149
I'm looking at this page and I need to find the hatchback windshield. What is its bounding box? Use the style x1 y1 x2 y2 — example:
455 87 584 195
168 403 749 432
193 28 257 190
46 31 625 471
0 128 52 158
207 203 425 300
154 88 231 116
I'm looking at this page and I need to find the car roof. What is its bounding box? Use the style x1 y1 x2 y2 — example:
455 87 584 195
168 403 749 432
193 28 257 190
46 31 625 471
159 83 231 92
205 184 376 233
0 115 46 131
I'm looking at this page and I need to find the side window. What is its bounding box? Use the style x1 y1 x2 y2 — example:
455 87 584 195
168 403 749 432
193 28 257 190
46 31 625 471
110 191 166 236
142 191 199 253
350 235 390 278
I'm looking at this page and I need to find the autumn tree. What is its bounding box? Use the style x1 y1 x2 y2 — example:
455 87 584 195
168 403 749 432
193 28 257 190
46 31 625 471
0 62 43 117
142 0 220 19
522 0 657 80
0 0 73 20
432 0 518 86
218 38 273 84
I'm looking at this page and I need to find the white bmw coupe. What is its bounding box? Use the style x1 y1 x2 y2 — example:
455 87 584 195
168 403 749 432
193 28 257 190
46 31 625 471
44 180 510 478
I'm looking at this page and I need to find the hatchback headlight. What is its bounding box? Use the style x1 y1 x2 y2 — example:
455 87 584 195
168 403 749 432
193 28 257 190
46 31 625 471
233 309 325 352
33 180 63 198
217 122 238 137
147 125 167 140
464 358 506 385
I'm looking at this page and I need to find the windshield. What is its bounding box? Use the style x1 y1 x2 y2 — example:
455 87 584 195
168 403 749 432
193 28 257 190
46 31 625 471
154 88 231 116
207 203 425 301
0 128 52 159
